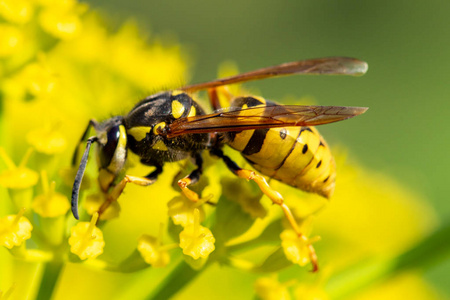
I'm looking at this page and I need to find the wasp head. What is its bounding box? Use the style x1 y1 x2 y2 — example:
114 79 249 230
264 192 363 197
71 116 127 220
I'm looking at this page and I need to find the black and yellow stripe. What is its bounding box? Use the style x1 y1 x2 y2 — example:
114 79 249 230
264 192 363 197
226 96 336 198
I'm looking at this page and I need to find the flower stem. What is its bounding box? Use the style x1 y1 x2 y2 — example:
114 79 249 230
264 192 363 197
35 260 64 300
146 260 209 300
325 222 450 299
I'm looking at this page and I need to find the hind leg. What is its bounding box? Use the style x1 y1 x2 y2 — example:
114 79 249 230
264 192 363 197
211 148 319 272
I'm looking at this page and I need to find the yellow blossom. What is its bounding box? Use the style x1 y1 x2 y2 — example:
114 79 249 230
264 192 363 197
0 0 445 299
179 209 215 259
83 193 120 220
0 208 32 249
32 171 70 217
68 212 105 260
0 24 23 57
0 148 38 189
38 2 86 39
17 60 57 97
137 234 170 268
254 277 291 300
26 125 67 154
221 176 267 219
167 195 206 227
0 0 33 24
281 217 321 267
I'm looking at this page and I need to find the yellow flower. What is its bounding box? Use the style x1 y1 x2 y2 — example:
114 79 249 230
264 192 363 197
0 0 445 299
0 148 38 189
221 176 267 219
167 195 206 227
68 212 105 260
0 24 23 57
179 209 215 259
0 0 34 24
17 59 57 98
26 124 67 154
254 277 291 300
32 171 70 217
83 193 120 220
38 1 86 39
137 234 170 268
0 208 32 249
280 217 321 267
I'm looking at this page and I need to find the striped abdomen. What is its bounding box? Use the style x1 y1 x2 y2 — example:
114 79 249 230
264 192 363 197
225 97 336 199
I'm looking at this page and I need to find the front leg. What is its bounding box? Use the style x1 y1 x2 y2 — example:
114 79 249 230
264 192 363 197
97 166 163 218
177 153 203 202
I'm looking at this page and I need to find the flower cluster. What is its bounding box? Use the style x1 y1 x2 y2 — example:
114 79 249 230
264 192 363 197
0 0 441 299
0 0 318 296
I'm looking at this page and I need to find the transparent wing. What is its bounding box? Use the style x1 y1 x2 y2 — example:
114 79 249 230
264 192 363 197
167 105 368 138
181 57 368 92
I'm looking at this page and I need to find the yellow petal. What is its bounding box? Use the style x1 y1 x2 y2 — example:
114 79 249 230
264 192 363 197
0 24 23 57
68 213 105 260
137 235 170 268
0 210 33 249
179 209 215 259
254 277 291 300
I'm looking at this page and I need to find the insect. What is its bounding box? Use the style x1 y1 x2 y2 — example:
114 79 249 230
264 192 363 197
71 57 368 271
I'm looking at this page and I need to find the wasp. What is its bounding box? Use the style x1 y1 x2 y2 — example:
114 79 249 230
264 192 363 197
71 57 368 271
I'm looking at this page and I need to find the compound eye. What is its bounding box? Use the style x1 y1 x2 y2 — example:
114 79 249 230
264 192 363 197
100 125 120 168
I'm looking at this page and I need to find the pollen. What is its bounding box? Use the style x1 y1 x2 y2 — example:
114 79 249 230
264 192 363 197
68 212 105 260
32 171 70 218
179 209 215 259
0 148 38 189
0 208 33 249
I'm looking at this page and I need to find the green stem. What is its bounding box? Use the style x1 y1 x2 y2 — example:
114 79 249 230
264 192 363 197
147 260 209 300
35 260 64 300
325 223 450 299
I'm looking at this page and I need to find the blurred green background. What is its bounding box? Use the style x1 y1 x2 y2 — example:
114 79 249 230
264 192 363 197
84 0 450 296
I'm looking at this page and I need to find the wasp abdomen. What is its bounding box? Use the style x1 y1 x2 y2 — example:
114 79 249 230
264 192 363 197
226 97 336 199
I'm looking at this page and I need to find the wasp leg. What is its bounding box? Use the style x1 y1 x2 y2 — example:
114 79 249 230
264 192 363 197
208 87 234 110
210 148 319 272
177 153 204 202
97 166 163 217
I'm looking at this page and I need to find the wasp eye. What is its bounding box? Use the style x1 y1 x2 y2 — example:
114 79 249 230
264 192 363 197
100 125 120 168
